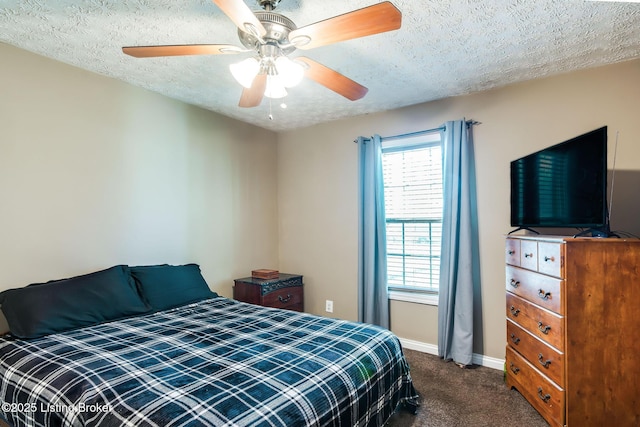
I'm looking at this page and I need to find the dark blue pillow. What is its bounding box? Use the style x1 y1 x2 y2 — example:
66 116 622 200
0 265 150 339
130 264 217 311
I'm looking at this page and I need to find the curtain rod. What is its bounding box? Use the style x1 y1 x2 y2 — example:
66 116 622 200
354 120 480 143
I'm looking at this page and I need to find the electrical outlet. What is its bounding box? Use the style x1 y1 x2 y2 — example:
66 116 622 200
325 300 334 313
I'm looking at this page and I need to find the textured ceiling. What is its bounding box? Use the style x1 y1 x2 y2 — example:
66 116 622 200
1 0 639 132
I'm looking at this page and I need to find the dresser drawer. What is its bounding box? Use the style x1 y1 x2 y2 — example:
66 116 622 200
506 292 564 350
507 320 564 387
262 286 303 311
506 266 564 315
537 242 563 278
520 240 538 270
506 239 521 266
506 346 565 427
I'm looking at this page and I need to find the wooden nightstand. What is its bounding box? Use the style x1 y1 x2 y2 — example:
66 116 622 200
233 273 304 312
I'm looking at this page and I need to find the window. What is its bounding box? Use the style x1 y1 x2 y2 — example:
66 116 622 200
381 132 443 304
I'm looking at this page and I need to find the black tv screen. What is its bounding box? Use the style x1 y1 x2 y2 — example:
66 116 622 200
510 126 608 229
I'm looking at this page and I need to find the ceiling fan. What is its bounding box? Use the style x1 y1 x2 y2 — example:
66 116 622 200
123 0 401 108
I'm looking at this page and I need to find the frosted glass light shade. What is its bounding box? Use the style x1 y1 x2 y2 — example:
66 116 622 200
275 57 304 88
264 75 287 99
229 58 260 88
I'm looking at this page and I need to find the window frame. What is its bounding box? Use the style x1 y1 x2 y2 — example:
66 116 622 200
381 131 442 306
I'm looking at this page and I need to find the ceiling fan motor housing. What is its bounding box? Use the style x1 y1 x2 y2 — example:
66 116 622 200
238 11 297 55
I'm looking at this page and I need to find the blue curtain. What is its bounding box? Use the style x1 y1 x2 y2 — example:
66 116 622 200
437 120 479 366
356 135 389 328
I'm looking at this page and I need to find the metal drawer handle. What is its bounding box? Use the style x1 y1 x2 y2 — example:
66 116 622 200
508 250 515 255
510 333 520 345
524 253 533 258
538 353 551 368
510 279 520 288
509 362 520 375
509 306 520 317
537 321 551 334
537 387 551 403
544 255 555 262
538 289 551 300
278 294 292 303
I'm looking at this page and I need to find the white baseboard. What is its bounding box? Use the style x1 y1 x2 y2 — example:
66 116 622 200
398 337 439 355
398 337 505 371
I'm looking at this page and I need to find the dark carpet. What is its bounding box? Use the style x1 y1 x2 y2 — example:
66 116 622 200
386 349 549 427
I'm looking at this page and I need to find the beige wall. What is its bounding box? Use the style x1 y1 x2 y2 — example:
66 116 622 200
3 41 639 361
0 43 279 302
277 58 640 360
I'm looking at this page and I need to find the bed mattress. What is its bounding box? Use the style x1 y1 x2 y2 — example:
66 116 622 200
0 297 417 426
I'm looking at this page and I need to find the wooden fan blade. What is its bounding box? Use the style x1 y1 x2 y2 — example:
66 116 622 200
289 1 401 50
238 74 267 108
122 44 243 58
297 57 368 101
212 0 266 38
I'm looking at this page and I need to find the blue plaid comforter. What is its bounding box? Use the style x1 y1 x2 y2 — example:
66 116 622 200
0 297 417 427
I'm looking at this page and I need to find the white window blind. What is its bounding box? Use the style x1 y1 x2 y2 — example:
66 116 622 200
382 137 443 294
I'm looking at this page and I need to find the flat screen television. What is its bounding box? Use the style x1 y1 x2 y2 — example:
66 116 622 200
510 126 608 234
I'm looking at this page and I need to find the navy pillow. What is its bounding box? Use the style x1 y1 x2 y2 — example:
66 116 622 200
0 265 150 339
130 264 217 311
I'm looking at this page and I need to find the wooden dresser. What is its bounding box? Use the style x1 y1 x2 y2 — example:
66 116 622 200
505 235 640 426
233 273 304 312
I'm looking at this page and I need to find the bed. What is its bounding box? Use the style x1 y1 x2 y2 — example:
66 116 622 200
0 264 418 427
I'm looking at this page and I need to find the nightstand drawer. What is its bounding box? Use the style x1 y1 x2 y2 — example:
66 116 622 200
263 286 303 310
234 273 304 312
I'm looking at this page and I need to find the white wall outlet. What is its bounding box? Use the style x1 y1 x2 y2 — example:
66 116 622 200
325 300 334 313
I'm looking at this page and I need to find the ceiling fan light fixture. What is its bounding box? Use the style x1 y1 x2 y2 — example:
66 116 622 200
264 74 287 99
275 56 304 88
230 57 260 88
